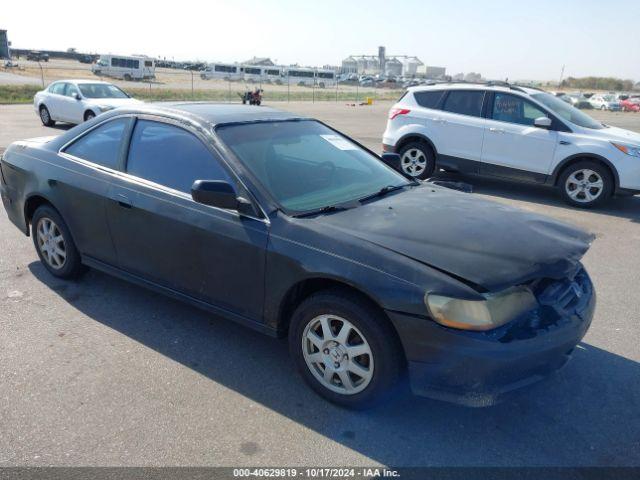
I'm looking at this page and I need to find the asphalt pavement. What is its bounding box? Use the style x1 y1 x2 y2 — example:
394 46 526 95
0 102 639 467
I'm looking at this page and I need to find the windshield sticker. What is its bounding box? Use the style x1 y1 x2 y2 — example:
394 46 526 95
320 134 358 150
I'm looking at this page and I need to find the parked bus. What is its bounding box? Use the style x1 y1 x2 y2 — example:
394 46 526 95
91 55 155 81
285 67 316 86
241 65 263 83
262 67 283 83
200 63 242 81
315 69 336 88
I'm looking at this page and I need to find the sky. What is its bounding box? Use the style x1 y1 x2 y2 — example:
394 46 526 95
3 0 639 81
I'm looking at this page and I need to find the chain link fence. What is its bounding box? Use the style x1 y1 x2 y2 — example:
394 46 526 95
1 59 405 104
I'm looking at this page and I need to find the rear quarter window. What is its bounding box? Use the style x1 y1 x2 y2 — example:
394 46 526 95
63 119 128 169
413 90 444 109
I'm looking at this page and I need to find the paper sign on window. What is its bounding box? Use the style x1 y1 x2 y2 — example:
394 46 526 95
320 134 358 151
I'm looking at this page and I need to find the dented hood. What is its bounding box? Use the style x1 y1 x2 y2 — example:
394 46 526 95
314 185 594 291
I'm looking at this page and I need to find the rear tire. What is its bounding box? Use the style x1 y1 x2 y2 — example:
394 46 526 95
31 205 86 279
558 160 613 208
397 141 435 180
39 105 55 127
289 289 404 409
124 74 132 81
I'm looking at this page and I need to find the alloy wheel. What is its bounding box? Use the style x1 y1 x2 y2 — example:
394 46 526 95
40 108 50 124
565 169 604 204
301 314 374 395
36 217 66 270
400 148 427 177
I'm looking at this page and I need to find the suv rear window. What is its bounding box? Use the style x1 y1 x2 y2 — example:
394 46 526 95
442 90 485 117
413 90 444 109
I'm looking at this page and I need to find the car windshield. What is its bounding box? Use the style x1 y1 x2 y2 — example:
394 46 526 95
532 92 604 130
78 83 129 99
602 95 616 101
216 120 411 214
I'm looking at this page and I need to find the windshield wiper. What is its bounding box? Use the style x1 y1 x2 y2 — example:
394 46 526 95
292 204 353 218
358 183 412 203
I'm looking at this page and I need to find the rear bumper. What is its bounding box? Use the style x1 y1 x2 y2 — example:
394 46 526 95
388 271 595 407
0 164 28 235
382 143 396 153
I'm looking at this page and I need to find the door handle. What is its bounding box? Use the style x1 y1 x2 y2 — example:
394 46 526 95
114 193 132 209
430 117 447 124
489 127 505 134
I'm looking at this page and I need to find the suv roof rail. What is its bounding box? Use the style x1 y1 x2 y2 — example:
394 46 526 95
429 79 548 95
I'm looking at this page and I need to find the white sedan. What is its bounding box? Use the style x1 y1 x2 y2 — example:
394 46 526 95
34 79 143 126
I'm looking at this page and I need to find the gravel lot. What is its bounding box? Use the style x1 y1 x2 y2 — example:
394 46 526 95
1 103 639 467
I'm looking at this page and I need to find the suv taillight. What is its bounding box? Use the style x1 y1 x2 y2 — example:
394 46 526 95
389 108 410 120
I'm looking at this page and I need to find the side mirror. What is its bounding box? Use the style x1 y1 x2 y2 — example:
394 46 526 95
74 93 81 100
191 180 255 216
534 116 552 129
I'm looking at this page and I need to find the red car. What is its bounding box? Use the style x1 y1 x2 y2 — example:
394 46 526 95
620 98 640 112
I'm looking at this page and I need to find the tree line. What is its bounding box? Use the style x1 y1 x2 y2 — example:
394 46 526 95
560 77 638 91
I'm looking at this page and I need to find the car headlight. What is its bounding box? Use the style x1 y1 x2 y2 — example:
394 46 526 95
612 142 640 158
425 286 537 331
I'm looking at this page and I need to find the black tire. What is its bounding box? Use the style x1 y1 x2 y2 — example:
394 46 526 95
84 110 96 122
558 160 613 208
31 205 86 279
288 289 405 409
397 141 435 180
124 74 132 81
39 105 55 127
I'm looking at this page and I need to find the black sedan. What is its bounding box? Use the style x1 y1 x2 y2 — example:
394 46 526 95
0 103 595 408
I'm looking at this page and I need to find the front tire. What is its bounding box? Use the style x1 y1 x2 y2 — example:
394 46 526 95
397 141 435 180
31 205 85 279
289 290 404 409
39 105 55 127
84 110 96 122
558 160 613 208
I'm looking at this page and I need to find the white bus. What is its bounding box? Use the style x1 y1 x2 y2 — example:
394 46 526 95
240 65 284 83
241 65 263 83
262 67 283 83
200 63 242 81
315 69 336 88
91 55 155 81
285 68 315 86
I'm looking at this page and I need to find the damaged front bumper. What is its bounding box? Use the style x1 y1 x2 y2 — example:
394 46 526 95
389 268 595 407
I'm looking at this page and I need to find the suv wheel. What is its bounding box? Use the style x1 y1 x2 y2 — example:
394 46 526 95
84 110 96 122
32 205 85 279
398 141 435 179
289 290 404 409
559 160 613 208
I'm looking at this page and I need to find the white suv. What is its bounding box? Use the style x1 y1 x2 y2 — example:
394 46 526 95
382 83 640 207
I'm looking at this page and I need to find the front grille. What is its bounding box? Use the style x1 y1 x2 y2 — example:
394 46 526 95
531 269 591 316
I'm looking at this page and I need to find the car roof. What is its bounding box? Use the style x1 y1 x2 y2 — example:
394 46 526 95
115 102 306 126
51 79 114 85
407 83 543 96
